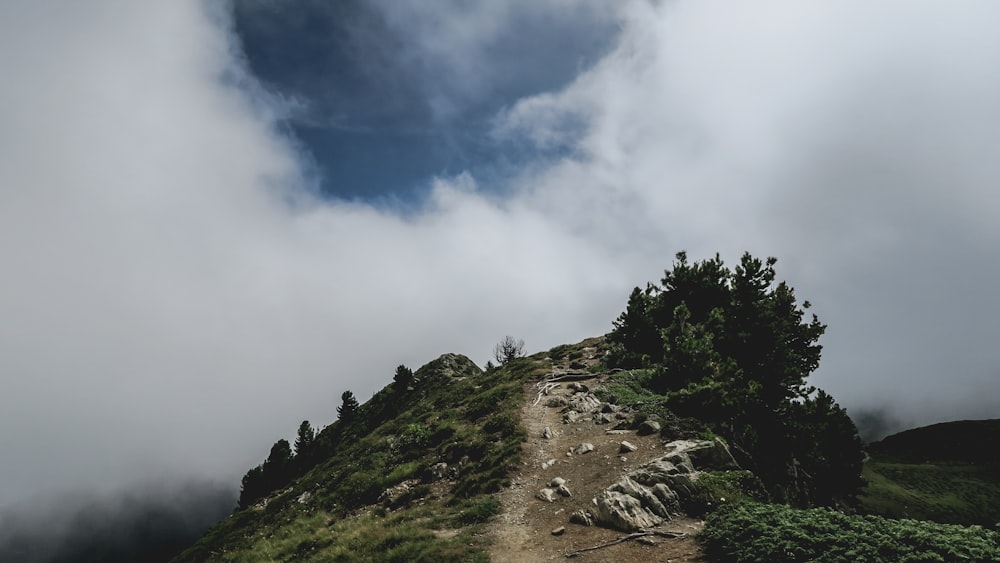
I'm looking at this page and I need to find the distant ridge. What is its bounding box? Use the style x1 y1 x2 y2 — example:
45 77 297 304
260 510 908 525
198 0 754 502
867 419 1000 464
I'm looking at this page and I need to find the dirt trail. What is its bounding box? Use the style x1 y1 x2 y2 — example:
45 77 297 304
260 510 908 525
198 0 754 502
488 358 707 562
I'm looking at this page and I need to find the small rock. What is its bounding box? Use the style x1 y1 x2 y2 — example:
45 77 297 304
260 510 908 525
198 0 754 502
537 488 557 503
605 429 629 435
637 420 661 436
551 526 566 536
557 484 573 497
542 426 554 439
550 477 566 487
620 441 638 453
573 443 595 455
296 492 311 504
546 397 569 408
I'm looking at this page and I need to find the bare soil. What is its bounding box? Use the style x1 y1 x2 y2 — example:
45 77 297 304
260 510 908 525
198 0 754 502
488 359 707 562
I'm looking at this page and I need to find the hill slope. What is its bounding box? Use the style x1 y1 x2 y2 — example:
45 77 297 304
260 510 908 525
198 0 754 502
859 419 1000 526
173 352 540 561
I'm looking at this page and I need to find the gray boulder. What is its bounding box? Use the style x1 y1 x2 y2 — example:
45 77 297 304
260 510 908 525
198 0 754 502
589 439 740 531
592 491 663 531
636 420 661 435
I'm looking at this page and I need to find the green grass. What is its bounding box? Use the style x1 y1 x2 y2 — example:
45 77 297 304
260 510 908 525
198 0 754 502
171 347 548 562
700 501 1000 562
860 461 1000 526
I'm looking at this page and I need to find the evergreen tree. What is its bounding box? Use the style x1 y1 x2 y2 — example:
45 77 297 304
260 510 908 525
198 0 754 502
294 420 315 465
607 251 862 506
607 286 658 368
238 465 266 509
392 364 414 393
337 390 359 423
262 439 293 487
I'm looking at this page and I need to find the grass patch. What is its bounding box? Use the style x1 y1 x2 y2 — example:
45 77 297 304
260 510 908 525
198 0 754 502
700 501 1000 563
174 344 547 562
859 461 1000 526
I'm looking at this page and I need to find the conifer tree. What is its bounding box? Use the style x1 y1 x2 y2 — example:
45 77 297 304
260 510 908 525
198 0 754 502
392 364 414 393
607 251 862 506
337 390 358 423
294 420 315 459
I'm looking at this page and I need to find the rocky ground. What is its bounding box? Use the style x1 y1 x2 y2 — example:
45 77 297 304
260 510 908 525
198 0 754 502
488 352 709 562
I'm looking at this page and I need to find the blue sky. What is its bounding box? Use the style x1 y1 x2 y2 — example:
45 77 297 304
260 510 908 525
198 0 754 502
233 0 617 202
2 0 1000 518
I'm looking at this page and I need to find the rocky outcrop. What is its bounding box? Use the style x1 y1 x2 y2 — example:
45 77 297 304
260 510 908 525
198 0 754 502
585 438 738 531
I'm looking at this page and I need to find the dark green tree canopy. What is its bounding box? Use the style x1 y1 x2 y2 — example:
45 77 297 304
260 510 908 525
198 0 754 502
294 420 315 457
337 390 359 423
610 251 826 407
608 251 861 506
393 364 414 393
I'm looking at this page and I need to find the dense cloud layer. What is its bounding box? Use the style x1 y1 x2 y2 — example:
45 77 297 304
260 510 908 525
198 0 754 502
1 0 998 523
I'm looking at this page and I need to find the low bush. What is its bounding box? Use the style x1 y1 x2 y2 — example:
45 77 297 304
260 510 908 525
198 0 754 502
700 501 1000 562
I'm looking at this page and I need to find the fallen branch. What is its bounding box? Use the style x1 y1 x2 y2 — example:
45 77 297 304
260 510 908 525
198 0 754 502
543 372 601 383
564 529 687 558
532 382 561 406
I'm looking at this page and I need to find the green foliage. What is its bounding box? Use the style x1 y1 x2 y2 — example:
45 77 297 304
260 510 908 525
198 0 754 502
393 364 414 393
178 351 524 562
686 470 769 516
453 496 501 525
700 501 1000 563
337 390 359 423
606 251 863 506
860 458 1000 526
293 419 316 468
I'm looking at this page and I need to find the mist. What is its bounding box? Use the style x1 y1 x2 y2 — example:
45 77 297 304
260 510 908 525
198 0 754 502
1 0 999 550
0 481 235 563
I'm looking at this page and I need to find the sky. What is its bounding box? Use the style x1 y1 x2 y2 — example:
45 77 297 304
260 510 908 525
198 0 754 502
2 0 1000 522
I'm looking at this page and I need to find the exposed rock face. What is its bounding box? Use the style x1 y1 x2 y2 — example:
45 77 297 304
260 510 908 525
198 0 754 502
414 353 484 380
592 492 662 530
588 438 738 531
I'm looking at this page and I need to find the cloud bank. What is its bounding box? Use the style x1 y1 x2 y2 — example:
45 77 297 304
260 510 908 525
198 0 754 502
2 0 999 517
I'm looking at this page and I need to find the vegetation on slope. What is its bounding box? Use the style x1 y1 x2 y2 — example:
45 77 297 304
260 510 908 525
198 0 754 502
174 353 546 562
859 420 1000 526
605 251 864 506
700 502 1000 562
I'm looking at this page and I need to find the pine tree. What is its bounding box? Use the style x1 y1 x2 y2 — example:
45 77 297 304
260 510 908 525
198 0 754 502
606 250 861 506
337 390 358 423
392 364 414 393
294 420 315 458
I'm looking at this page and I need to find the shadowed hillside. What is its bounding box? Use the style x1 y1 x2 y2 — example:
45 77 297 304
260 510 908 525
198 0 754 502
859 419 1000 526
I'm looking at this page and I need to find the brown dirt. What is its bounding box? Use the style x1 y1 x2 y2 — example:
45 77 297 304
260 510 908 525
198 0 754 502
488 360 708 562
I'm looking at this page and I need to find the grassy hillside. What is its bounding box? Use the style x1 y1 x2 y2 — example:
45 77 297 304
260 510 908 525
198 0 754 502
173 351 550 562
700 501 999 562
858 419 1000 526
699 420 1000 561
